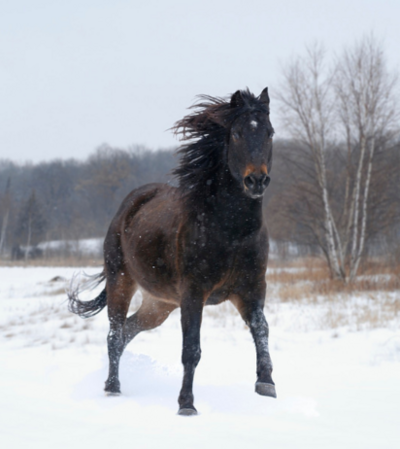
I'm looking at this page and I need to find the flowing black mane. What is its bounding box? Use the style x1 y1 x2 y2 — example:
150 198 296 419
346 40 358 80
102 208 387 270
172 89 270 196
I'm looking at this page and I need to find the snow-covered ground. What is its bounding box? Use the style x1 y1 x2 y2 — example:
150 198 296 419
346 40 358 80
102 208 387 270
1 266 399 448
37 238 103 255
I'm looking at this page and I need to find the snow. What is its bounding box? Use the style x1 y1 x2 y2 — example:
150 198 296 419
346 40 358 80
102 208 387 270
1 266 400 448
38 238 103 255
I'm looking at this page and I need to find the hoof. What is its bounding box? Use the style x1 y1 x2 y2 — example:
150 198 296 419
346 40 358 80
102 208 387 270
104 383 121 396
178 407 198 416
255 382 277 398
105 391 121 397
104 379 121 395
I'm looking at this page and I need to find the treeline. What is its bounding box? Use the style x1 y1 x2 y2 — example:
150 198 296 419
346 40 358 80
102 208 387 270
0 138 398 263
0 145 177 257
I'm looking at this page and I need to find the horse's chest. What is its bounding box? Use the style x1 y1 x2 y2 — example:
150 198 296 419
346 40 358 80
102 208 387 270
180 215 265 294
182 232 237 285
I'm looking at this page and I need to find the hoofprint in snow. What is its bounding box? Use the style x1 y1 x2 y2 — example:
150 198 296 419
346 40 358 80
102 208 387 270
0 266 399 448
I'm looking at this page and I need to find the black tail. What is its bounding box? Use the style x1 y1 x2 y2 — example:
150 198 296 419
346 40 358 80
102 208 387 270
67 272 107 318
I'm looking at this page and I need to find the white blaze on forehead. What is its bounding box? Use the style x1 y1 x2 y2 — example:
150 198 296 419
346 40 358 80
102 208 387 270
250 120 258 128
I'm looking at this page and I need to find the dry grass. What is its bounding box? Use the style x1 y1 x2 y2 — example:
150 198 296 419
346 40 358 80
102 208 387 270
265 257 400 330
0 257 103 267
360 258 400 277
267 257 400 298
268 267 328 285
272 283 312 303
42 287 67 296
313 276 400 295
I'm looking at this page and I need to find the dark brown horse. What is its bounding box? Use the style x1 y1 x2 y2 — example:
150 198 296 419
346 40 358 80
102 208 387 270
68 88 276 415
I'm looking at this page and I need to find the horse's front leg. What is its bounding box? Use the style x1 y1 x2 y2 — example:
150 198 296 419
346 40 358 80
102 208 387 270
178 294 204 416
232 296 276 398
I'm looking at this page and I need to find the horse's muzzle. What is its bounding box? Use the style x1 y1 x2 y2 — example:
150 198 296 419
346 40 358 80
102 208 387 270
244 174 270 197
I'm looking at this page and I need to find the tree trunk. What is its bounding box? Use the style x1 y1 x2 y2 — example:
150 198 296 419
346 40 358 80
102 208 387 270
349 133 367 275
313 144 344 279
0 210 9 255
24 218 32 261
350 137 376 280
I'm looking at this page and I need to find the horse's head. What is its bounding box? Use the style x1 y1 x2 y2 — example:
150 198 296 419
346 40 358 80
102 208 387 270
227 88 274 199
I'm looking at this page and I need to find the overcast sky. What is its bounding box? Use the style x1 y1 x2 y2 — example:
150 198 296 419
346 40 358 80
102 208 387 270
1 0 399 163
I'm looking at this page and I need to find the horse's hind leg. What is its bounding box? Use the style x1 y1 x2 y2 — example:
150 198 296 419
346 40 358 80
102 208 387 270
123 292 178 347
105 275 136 395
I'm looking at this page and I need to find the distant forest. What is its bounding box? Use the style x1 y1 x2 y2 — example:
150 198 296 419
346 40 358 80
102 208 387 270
1 138 399 262
0 145 176 254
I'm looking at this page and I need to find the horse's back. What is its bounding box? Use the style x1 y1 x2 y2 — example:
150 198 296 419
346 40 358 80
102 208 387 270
107 183 180 231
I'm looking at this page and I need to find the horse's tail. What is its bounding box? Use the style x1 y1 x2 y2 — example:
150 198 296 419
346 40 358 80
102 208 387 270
67 271 107 318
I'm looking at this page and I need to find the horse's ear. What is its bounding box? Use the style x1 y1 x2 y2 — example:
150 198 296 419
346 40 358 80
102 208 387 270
231 90 245 108
259 87 270 106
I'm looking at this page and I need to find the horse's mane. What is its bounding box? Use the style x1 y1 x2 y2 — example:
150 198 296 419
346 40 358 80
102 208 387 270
172 89 269 197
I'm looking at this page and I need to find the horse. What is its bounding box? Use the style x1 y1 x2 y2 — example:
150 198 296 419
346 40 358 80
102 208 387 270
68 87 276 415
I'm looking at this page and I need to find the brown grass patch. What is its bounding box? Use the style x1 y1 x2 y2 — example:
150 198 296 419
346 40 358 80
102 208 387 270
359 258 400 277
267 257 328 283
265 257 400 329
312 276 400 295
0 257 103 267
274 283 313 302
268 257 400 298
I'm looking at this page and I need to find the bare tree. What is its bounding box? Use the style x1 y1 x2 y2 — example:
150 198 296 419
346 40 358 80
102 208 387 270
276 36 399 281
15 190 48 260
276 44 345 279
334 35 399 280
0 178 11 255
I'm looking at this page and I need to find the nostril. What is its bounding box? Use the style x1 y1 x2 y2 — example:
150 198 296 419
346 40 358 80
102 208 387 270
263 176 271 188
244 175 256 189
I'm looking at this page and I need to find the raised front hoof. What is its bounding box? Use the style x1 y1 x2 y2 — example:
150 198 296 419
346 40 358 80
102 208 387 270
255 382 277 398
178 407 198 416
